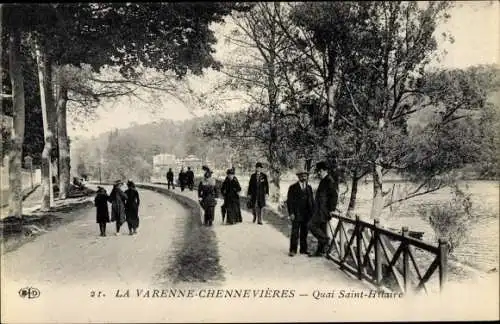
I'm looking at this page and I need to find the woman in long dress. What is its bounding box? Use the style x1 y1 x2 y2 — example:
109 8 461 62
125 180 140 235
109 180 127 235
198 166 218 226
94 186 110 236
221 169 242 225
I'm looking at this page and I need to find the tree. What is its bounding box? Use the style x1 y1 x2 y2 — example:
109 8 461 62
202 3 302 202
3 6 26 218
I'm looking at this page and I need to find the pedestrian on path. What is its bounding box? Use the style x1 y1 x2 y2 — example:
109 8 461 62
166 168 175 190
94 186 110 236
221 168 242 225
125 180 140 235
286 168 314 256
309 161 338 257
109 180 127 235
178 168 187 192
186 167 195 191
247 162 269 225
198 166 218 226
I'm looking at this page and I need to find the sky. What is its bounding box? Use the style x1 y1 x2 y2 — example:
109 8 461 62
68 1 499 140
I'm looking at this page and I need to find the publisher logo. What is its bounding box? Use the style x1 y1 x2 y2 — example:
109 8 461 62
19 287 40 299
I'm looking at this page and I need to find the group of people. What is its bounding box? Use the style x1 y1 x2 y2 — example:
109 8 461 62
94 180 141 237
166 167 195 192
196 161 338 258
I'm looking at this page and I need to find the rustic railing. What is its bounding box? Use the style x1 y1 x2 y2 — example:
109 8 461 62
327 214 448 294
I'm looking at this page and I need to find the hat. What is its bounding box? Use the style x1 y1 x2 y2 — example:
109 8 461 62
255 162 263 168
296 168 309 175
227 169 235 175
202 165 209 172
315 161 329 172
127 180 135 187
114 179 123 185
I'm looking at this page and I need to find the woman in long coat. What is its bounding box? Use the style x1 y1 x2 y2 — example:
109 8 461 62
198 166 218 226
94 186 110 236
125 180 140 235
109 180 127 235
221 169 242 225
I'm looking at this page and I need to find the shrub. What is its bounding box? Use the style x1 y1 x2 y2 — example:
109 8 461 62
418 185 475 254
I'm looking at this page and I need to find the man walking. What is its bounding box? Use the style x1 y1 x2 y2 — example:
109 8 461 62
309 161 338 257
186 167 195 191
286 168 314 256
247 162 269 225
166 168 175 190
178 167 187 192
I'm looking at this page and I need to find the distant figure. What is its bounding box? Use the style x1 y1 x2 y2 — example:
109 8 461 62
247 162 269 225
186 167 195 191
309 161 338 257
166 168 175 190
198 166 218 226
94 186 110 237
221 168 242 225
125 180 140 235
178 168 187 192
286 168 314 256
109 179 127 235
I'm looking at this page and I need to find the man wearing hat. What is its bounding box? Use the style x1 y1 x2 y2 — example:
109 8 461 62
247 162 269 225
309 161 339 257
286 168 314 256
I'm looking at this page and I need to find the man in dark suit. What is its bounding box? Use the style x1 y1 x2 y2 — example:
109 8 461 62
247 162 269 225
309 161 339 257
186 167 195 191
286 168 314 257
166 168 175 190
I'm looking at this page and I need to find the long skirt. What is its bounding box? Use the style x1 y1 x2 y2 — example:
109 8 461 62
203 206 215 225
225 201 241 224
126 207 139 229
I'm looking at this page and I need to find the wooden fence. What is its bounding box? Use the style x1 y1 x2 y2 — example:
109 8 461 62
327 213 448 294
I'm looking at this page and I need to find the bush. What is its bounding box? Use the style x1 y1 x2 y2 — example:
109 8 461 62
418 186 475 254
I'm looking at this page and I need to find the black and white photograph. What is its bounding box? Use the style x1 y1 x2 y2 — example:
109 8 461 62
1 1 498 322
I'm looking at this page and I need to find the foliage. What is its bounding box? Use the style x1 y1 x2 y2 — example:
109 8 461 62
417 186 475 254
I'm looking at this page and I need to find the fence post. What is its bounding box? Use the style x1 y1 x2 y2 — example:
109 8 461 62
339 220 345 264
374 218 382 286
438 239 448 292
402 226 410 294
355 215 362 280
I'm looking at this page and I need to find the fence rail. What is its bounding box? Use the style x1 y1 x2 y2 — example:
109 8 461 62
327 214 448 294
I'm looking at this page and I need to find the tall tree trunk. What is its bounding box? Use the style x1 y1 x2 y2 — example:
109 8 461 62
346 171 360 218
35 43 55 210
7 29 26 218
370 159 384 219
57 84 70 199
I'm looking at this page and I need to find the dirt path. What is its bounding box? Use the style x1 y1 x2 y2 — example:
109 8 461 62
2 186 188 289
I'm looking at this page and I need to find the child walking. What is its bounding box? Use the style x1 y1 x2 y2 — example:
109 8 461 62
94 186 110 236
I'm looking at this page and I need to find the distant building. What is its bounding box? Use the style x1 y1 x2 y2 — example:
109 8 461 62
152 153 176 180
176 155 204 174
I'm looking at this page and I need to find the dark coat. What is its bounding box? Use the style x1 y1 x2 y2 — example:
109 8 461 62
125 188 140 228
198 177 218 208
286 181 314 222
186 170 195 184
166 171 174 181
109 186 127 224
221 176 242 223
247 172 269 208
178 172 187 185
94 190 110 223
312 174 338 223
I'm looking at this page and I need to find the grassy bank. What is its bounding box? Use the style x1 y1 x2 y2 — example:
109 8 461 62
137 184 224 284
